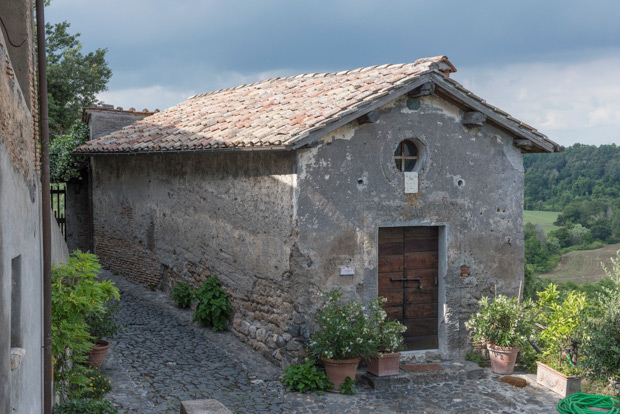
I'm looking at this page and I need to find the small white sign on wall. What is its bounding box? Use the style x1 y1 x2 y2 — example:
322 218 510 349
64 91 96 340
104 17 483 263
404 172 418 194
340 266 355 276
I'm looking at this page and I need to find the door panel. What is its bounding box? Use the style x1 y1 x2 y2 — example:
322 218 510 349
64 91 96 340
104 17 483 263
404 252 438 269
378 255 405 273
378 226 439 351
404 238 438 253
404 303 438 319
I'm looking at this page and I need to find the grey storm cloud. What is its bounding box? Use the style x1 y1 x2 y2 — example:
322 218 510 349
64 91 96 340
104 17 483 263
46 0 620 145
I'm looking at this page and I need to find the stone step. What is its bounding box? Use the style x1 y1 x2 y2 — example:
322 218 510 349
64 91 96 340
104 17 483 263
360 360 484 390
180 399 232 414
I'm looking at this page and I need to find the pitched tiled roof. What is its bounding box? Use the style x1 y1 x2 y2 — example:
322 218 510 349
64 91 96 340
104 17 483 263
76 56 557 154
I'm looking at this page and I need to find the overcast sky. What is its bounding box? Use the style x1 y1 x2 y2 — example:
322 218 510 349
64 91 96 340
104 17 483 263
46 0 620 147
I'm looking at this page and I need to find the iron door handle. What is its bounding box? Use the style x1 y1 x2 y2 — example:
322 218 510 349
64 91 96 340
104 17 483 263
390 277 422 289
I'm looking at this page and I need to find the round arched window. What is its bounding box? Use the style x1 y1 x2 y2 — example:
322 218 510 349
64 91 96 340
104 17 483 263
394 140 418 172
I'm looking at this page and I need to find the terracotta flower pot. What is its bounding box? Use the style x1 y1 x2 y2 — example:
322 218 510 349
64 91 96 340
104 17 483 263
367 352 401 377
321 357 361 391
487 344 520 375
87 340 110 367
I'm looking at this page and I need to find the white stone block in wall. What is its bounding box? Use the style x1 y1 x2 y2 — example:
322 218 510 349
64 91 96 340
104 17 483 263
404 172 418 194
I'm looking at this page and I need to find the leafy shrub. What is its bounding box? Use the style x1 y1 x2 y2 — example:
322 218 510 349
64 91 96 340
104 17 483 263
281 359 333 394
367 296 406 354
52 251 119 401
54 398 117 414
581 251 620 383
308 289 375 361
82 367 113 399
171 282 195 309
465 349 486 367
192 276 231 331
340 377 357 395
465 295 535 348
536 283 586 375
85 301 121 342
518 341 539 373
50 121 89 182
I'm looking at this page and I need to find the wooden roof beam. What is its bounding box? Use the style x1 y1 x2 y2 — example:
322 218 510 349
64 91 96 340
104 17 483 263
514 139 532 150
407 82 435 98
357 110 380 125
462 111 487 127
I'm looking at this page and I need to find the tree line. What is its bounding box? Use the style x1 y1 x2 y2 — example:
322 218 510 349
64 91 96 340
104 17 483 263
523 143 620 296
524 143 620 242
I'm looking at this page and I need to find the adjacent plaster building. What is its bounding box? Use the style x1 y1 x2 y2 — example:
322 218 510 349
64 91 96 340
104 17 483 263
1 1 68 412
66 105 155 253
76 56 558 365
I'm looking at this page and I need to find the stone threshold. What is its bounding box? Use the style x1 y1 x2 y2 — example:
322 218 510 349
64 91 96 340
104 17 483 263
360 359 485 390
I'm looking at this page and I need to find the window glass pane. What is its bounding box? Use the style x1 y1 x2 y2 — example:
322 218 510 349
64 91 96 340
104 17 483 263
404 159 417 172
394 144 402 156
404 141 417 156
395 159 402 171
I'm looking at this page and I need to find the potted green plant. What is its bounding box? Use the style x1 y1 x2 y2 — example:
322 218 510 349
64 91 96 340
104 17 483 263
52 251 119 401
85 300 121 367
465 294 534 375
308 289 375 391
535 284 585 397
366 297 406 377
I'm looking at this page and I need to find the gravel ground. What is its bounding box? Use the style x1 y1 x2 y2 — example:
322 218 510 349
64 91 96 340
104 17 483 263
101 271 562 413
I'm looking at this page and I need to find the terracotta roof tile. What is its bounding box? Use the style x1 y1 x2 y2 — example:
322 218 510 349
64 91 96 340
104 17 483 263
76 56 557 154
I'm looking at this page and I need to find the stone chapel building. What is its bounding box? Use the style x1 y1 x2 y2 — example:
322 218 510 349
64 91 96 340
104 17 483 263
76 56 559 365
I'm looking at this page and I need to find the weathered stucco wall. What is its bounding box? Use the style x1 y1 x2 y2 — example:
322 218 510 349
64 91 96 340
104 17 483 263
91 151 312 363
86 108 153 140
0 2 42 411
294 94 525 357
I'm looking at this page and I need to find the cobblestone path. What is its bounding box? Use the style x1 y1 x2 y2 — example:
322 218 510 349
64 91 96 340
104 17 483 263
103 271 562 413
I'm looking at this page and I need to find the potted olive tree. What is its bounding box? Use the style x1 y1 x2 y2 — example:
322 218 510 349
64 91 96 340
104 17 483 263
308 290 375 391
465 295 534 375
535 284 585 397
366 297 406 377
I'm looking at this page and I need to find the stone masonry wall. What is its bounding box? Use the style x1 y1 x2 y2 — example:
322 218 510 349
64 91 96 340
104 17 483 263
90 151 312 364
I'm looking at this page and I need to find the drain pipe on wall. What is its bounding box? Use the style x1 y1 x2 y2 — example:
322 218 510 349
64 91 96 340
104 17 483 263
35 1 52 413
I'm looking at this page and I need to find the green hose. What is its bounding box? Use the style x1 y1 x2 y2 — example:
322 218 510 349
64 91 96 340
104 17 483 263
557 392 620 414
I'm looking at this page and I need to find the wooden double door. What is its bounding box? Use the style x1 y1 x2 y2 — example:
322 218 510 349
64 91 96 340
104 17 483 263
378 226 439 350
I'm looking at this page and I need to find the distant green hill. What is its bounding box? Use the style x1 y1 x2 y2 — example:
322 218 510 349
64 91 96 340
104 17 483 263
524 144 620 243
524 143 620 212
523 144 620 280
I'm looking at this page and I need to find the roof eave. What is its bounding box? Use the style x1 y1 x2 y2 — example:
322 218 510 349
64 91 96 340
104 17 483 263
73 144 290 157
429 73 559 153
289 71 559 153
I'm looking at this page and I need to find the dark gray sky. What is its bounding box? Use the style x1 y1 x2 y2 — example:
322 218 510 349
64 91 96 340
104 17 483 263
46 0 620 146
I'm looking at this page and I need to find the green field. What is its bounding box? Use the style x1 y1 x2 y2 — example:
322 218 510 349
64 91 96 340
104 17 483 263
541 243 620 284
523 210 561 234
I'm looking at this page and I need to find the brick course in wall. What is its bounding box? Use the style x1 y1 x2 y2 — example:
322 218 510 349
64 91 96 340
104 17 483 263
94 227 161 287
